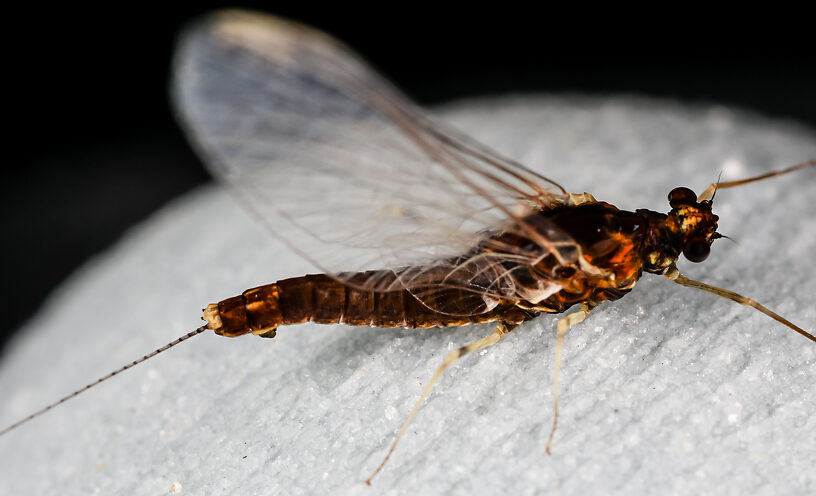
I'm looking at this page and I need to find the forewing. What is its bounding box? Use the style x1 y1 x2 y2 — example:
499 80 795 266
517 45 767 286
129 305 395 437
173 10 577 313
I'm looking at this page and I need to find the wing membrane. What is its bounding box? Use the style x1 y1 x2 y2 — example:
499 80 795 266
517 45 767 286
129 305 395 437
173 10 578 313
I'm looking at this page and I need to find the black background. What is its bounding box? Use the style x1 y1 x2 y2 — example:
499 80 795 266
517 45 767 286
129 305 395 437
2 4 814 353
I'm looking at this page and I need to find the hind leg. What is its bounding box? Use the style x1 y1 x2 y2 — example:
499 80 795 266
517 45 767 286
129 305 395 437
546 302 592 454
365 321 517 484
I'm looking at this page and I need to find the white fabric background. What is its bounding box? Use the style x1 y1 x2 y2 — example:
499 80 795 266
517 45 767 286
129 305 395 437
1 96 814 495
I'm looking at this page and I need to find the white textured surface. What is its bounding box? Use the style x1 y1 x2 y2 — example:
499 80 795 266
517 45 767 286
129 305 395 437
1 97 815 495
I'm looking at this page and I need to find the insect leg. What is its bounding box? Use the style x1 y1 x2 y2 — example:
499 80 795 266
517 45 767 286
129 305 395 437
665 267 815 342
697 159 814 201
364 321 517 485
545 302 592 455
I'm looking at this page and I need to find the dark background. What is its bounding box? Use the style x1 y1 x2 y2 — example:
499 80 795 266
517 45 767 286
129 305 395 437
2 4 814 353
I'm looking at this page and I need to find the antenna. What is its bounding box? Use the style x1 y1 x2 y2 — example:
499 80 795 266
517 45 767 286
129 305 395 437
0 324 209 437
710 171 724 202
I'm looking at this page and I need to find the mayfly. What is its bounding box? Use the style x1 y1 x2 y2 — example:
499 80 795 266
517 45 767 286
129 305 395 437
1 10 814 485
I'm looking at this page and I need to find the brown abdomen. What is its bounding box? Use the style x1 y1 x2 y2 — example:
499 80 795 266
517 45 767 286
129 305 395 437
204 273 501 338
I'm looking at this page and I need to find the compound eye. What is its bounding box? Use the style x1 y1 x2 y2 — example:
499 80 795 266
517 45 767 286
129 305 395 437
683 239 710 263
669 187 697 208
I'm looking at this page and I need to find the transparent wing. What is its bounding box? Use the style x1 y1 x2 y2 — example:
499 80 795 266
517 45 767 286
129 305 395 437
173 10 580 314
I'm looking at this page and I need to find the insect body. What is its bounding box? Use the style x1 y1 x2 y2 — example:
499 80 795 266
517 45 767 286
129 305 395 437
205 197 710 340
1 9 814 486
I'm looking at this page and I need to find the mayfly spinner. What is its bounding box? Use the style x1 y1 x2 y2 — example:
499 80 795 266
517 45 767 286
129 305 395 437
2 10 814 484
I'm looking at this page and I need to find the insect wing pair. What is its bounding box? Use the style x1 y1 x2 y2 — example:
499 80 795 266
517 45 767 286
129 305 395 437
173 10 586 314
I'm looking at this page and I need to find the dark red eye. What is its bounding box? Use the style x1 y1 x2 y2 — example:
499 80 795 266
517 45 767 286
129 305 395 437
683 240 710 263
668 187 697 208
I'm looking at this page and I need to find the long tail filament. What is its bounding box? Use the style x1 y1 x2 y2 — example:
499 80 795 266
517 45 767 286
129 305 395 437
0 325 210 437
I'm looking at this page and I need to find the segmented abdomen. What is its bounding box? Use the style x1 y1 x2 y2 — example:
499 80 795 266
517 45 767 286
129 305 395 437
204 273 504 337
